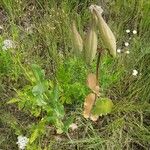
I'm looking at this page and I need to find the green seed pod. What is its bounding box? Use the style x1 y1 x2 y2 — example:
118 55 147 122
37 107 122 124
91 5 116 58
71 22 83 56
84 21 98 64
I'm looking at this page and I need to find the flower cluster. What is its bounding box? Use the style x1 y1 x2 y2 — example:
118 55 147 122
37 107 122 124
124 29 137 48
2 39 15 50
132 69 138 76
117 29 139 77
126 29 137 34
117 29 137 54
16 135 29 150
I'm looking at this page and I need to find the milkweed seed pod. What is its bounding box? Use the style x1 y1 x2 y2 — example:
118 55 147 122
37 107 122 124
71 21 83 56
90 5 116 58
84 21 98 64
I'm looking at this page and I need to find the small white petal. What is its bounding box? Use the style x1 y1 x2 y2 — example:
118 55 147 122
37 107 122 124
0 25 3 30
132 69 138 76
125 42 129 47
133 30 137 34
69 123 78 131
117 48 121 53
17 135 29 150
125 51 130 54
3 39 15 49
126 29 130 33
2 46 7 50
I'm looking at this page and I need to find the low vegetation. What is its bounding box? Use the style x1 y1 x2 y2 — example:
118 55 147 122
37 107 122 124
0 0 150 149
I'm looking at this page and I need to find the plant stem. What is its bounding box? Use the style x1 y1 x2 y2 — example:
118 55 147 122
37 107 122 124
96 48 102 85
83 49 103 137
92 48 102 114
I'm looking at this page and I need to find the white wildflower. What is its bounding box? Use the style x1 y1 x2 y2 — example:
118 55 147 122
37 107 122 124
125 50 130 54
69 123 78 131
126 29 130 33
2 46 7 50
2 39 15 50
117 48 121 53
132 69 138 76
0 25 3 30
26 26 33 34
124 42 129 47
133 30 137 34
16 135 29 150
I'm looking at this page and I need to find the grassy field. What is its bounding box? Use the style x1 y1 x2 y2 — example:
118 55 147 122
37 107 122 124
0 0 150 149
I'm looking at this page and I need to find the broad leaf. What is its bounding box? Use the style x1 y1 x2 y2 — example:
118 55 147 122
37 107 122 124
92 98 113 116
54 104 65 118
55 119 64 134
63 116 74 133
31 64 45 82
87 73 99 95
35 96 47 106
32 81 48 96
87 73 96 89
83 93 96 118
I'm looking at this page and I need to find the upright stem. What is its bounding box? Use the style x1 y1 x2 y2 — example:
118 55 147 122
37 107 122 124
83 49 102 137
92 49 102 111
93 49 102 107
96 48 102 86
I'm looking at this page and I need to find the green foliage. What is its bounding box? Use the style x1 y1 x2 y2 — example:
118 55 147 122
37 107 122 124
0 47 14 76
0 37 21 79
8 64 73 144
29 119 46 144
0 110 22 135
1 0 150 149
100 56 124 90
92 98 113 116
57 57 88 104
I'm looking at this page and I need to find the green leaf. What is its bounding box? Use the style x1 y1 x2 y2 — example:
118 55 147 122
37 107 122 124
52 84 59 102
30 128 39 144
31 107 41 117
92 98 113 116
32 81 48 96
55 119 64 134
35 96 47 106
7 98 19 104
63 116 74 133
31 64 45 82
54 103 65 118
30 119 46 143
